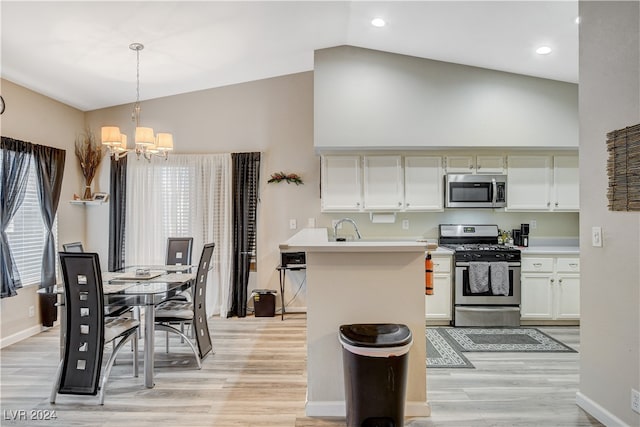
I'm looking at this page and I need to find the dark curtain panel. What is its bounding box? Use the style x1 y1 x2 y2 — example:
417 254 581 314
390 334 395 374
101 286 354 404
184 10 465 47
229 152 260 317
32 144 66 291
108 155 127 272
1 137 33 298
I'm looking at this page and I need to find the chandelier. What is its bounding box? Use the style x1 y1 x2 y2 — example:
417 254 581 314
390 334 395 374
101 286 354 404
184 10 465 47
101 43 174 161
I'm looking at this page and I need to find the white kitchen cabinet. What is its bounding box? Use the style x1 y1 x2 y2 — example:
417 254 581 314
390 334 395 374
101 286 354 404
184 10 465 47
321 154 443 212
445 155 475 173
321 155 362 211
445 155 505 174
507 155 552 210
404 156 444 211
507 155 579 212
552 155 580 211
426 253 452 323
363 156 403 210
520 255 580 321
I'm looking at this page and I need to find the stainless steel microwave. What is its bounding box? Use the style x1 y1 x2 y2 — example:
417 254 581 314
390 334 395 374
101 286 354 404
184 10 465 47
445 174 507 208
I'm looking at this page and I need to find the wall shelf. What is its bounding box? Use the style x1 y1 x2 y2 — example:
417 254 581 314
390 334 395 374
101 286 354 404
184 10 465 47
69 200 107 206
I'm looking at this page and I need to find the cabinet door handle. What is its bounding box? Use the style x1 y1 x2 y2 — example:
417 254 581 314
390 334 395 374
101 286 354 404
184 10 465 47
398 201 402 206
406 203 410 207
550 278 555 283
547 202 551 207
559 278 563 284
555 202 559 207
533 263 542 267
569 263 578 267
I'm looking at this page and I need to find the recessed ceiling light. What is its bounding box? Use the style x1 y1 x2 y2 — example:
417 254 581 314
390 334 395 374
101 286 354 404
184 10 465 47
536 46 552 55
371 18 386 28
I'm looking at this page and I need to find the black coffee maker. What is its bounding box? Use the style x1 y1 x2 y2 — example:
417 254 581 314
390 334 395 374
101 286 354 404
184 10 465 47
512 229 522 246
520 223 530 247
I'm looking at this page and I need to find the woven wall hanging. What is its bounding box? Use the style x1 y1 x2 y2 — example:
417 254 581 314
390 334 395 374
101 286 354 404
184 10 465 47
606 123 640 211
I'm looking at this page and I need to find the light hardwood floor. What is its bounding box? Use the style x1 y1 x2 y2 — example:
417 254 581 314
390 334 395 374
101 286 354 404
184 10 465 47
1 314 602 426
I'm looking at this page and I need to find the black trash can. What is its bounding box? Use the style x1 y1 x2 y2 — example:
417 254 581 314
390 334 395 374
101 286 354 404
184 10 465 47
251 289 276 317
339 323 413 427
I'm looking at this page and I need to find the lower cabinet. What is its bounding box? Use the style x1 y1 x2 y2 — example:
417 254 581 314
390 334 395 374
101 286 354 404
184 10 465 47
426 253 453 322
520 255 580 321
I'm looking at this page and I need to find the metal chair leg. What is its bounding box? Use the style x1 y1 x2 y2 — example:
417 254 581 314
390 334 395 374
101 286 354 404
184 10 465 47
155 323 202 369
49 360 64 404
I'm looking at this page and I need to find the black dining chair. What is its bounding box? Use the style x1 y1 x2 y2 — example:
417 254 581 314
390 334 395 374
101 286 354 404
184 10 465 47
166 237 193 266
154 243 215 367
164 237 194 302
162 237 195 348
51 252 140 405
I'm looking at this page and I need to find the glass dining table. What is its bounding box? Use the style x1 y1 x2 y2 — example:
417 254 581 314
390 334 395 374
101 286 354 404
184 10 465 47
54 265 195 389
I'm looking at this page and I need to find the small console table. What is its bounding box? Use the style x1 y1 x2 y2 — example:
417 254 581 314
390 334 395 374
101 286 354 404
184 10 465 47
275 264 306 320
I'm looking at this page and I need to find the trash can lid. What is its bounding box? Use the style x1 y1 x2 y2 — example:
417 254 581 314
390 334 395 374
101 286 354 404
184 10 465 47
251 289 277 295
339 323 412 348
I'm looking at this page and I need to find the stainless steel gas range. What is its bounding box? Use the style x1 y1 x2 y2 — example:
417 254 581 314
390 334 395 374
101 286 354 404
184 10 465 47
439 224 521 327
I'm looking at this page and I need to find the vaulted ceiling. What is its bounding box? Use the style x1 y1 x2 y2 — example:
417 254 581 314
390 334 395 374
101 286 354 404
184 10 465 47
1 1 578 112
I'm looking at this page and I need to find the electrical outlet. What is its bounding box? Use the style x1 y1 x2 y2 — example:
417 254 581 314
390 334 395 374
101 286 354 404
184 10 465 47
592 226 603 247
307 218 316 228
402 219 409 230
632 388 640 414
28 306 35 318
289 219 297 230
530 220 537 230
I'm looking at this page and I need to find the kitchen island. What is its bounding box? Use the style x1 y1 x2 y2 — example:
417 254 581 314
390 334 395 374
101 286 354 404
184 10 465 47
280 228 430 418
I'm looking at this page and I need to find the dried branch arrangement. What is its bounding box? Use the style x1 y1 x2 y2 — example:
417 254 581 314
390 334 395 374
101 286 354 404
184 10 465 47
607 123 640 211
75 130 105 200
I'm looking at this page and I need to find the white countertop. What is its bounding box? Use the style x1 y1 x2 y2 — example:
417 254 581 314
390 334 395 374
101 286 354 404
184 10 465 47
521 246 580 255
280 228 428 253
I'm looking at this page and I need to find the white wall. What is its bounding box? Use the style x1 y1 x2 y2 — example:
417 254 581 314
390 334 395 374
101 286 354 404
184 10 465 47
577 2 640 426
0 78 86 344
314 46 579 150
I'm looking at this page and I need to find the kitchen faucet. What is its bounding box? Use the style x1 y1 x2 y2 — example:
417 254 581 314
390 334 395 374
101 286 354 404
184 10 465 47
334 218 362 240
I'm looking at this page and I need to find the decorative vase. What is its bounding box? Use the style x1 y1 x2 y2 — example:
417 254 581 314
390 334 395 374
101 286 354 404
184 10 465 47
83 181 93 200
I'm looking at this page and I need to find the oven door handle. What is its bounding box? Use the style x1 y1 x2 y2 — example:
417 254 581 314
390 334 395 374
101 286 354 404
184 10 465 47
457 262 521 267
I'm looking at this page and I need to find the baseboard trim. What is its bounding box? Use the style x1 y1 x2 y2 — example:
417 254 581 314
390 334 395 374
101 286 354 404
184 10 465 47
576 391 630 427
305 400 430 417
0 324 45 349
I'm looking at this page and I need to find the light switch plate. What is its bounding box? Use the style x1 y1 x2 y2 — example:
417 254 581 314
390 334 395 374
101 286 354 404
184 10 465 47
289 219 297 230
592 226 602 247
402 219 409 230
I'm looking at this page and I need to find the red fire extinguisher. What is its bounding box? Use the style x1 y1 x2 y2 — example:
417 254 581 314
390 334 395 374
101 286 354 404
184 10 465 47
425 252 433 295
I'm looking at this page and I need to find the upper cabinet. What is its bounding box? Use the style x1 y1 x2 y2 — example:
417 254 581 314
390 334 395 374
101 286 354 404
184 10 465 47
506 155 579 212
404 156 444 211
445 155 505 174
363 156 403 210
321 154 444 212
321 152 577 213
552 156 580 211
321 155 362 211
